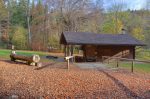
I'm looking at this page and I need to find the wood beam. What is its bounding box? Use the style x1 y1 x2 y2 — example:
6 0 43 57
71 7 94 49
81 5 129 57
71 45 73 56
67 45 70 56
133 47 135 59
71 45 74 62
64 45 67 57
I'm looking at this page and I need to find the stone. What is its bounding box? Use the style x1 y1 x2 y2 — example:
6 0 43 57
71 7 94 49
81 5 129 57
36 62 42 67
11 95 19 99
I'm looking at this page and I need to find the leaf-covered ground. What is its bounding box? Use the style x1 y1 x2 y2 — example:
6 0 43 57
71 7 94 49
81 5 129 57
0 60 150 99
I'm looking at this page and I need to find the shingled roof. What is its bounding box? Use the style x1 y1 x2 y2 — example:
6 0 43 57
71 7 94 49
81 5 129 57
60 32 145 46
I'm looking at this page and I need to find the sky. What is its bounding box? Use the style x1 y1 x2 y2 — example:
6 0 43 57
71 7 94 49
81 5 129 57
103 0 146 10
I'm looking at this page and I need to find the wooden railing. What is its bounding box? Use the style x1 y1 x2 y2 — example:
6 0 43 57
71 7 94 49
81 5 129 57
65 56 74 70
102 56 150 72
104 50 130 62
113 50 130 57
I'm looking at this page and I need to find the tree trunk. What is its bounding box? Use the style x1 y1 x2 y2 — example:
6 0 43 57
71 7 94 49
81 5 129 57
10 54 40 64
27 0 31 48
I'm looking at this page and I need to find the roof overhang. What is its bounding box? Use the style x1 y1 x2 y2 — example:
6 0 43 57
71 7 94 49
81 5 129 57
60 32 146 46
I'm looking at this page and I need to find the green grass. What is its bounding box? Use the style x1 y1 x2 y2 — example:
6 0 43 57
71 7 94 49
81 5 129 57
0 49 54 62
112 48 150 73
120 62 150 73
108 61 150 73
0 48 149 71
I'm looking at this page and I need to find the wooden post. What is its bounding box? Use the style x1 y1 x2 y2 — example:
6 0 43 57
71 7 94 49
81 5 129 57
67 45 70 56
64 45 67 57
131 60 134 72
71 45 73 56
67 59 69 70
108 58 109 64
133 47 135 59
65 56 74 70
66 45 68 56
71 45 74 62
116 58 119 67
11 45 15 50
11 45 16 54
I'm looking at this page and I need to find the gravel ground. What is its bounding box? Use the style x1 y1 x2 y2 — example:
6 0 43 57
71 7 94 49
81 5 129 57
0 60 150 99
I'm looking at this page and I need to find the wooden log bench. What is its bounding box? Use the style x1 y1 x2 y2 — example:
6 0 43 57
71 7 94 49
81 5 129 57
9 45 42 66
10 53 41 66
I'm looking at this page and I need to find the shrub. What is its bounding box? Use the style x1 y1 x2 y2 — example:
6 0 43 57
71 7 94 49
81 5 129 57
12 26 28 50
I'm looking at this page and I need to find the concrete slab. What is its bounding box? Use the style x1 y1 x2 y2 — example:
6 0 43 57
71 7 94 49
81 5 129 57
75 62 108 69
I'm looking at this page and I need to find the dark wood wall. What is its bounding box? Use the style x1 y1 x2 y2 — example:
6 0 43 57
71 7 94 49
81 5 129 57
83 45 135 61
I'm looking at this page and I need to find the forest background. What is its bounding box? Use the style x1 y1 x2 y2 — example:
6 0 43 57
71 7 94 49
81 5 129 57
0 0 150 51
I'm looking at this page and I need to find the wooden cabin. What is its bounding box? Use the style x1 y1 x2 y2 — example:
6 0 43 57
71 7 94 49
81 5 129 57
60 32 145 62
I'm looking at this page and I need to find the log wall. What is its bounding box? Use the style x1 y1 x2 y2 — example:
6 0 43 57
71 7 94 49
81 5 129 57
83 45 135 61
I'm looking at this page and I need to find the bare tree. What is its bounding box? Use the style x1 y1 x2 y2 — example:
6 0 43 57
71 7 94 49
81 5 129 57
108 0 126 33
30 0 104 50
145 0 150 10
27 0 31 48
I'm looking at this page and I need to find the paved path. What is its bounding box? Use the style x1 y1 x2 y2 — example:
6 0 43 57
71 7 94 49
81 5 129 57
75 62 108 69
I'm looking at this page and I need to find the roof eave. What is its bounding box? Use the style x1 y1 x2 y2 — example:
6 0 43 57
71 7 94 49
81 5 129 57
65 42 146 46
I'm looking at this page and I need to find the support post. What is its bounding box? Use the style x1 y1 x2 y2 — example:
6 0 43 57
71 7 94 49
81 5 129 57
64 45 67 57
71 45 73 56
67 45 70 56
133 47 135 59
71 45 74 62
65 56 74 70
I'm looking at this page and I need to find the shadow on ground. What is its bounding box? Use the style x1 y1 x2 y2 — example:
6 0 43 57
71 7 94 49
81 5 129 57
98 69 143 99
34 62 57 70
4 60 27 65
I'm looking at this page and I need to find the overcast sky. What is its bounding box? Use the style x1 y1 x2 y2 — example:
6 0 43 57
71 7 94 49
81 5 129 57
103 0 146 10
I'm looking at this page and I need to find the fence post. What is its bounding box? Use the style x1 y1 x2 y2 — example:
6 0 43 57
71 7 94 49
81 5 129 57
65 56 74 70
117 58 119 67
131 60 134 72
67 59 70 70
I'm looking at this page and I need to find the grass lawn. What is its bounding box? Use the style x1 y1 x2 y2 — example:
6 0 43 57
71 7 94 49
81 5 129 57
129 49 150 73
0 48 149 72
106 49 150 73
108 61 150 73
120 62 150 73
0 49 57 62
